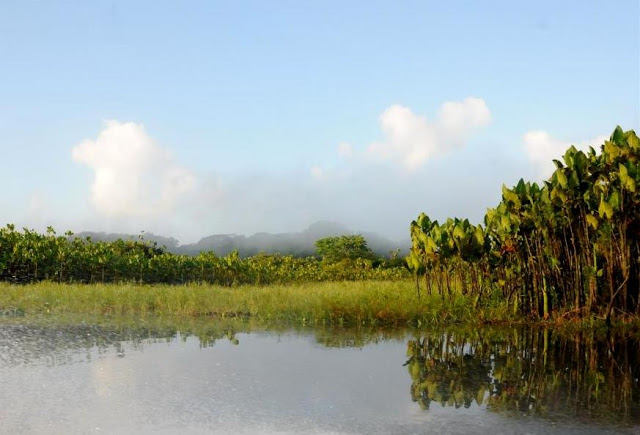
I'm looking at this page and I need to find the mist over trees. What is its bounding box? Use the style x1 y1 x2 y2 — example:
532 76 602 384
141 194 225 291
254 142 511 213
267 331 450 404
0 224 408 286
76 221 409 258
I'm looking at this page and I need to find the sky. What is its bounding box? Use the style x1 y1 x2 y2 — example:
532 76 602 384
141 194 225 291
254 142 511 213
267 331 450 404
1 0 638 243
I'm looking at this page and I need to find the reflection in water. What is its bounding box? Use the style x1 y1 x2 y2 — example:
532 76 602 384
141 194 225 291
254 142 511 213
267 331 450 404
0 317 243 367
405 328 640 425
0 316 410 367
1 316 640 433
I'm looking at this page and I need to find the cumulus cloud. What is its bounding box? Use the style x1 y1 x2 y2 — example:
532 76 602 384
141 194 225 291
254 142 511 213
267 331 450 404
55 100 500 243
523 131 608 179
366 97 491 171
72 120 196 217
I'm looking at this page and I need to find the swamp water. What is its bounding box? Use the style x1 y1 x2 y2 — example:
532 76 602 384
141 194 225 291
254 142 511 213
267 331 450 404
0 316 638 434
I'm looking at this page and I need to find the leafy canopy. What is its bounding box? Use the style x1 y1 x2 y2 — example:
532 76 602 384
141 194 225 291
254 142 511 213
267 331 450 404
315 235 375 263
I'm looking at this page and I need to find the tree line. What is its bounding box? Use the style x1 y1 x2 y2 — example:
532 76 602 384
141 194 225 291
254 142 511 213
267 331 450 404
408 126 640 320
0 227 407 286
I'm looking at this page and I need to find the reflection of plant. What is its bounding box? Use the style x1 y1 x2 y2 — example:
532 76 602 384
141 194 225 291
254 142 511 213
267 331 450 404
406 334 491 410
0 316 246 367
408 127 640 320
405 328 640 425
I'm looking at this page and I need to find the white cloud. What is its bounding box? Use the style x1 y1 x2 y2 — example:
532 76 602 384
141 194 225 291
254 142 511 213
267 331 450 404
523 131 608 179
44 100 501 243
72 120 196 217
337 142 353 159
366 97 491 171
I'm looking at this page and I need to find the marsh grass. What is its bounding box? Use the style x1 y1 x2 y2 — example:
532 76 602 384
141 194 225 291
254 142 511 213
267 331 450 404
0 280 515 326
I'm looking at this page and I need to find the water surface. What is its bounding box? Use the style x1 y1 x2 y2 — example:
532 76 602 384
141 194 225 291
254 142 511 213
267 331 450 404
0 316 638 434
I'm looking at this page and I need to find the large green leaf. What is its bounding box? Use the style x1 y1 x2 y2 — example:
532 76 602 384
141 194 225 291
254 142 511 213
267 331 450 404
604 140 620 161
585 214 599 230
627 131 639 150
474 226 484 246
598 196 614 220
554 170 568 189
609 191 621 210
611 125 624 144
501 185 520 208
619 164 636 192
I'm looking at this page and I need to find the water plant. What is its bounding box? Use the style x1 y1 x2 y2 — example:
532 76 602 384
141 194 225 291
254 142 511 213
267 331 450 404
408 127 640 321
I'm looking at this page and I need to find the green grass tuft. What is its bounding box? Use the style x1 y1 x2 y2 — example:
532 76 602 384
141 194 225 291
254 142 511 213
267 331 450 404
0 280 516 326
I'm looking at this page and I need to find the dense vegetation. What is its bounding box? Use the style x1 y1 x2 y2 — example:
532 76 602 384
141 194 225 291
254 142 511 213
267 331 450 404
0 229 407 286
2 126 639 326
315 234 379 263
408 127 640 321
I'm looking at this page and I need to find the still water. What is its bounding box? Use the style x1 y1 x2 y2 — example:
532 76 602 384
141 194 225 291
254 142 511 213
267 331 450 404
0 316 638 434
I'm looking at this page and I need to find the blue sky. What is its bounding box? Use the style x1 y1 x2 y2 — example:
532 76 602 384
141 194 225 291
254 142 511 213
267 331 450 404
1 1 638 242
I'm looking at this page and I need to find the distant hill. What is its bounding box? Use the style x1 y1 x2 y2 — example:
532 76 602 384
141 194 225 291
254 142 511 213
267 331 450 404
76 221 409 258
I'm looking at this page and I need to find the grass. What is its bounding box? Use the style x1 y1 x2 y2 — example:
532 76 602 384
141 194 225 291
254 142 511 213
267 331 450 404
1 281 638 332
0 280 515 327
